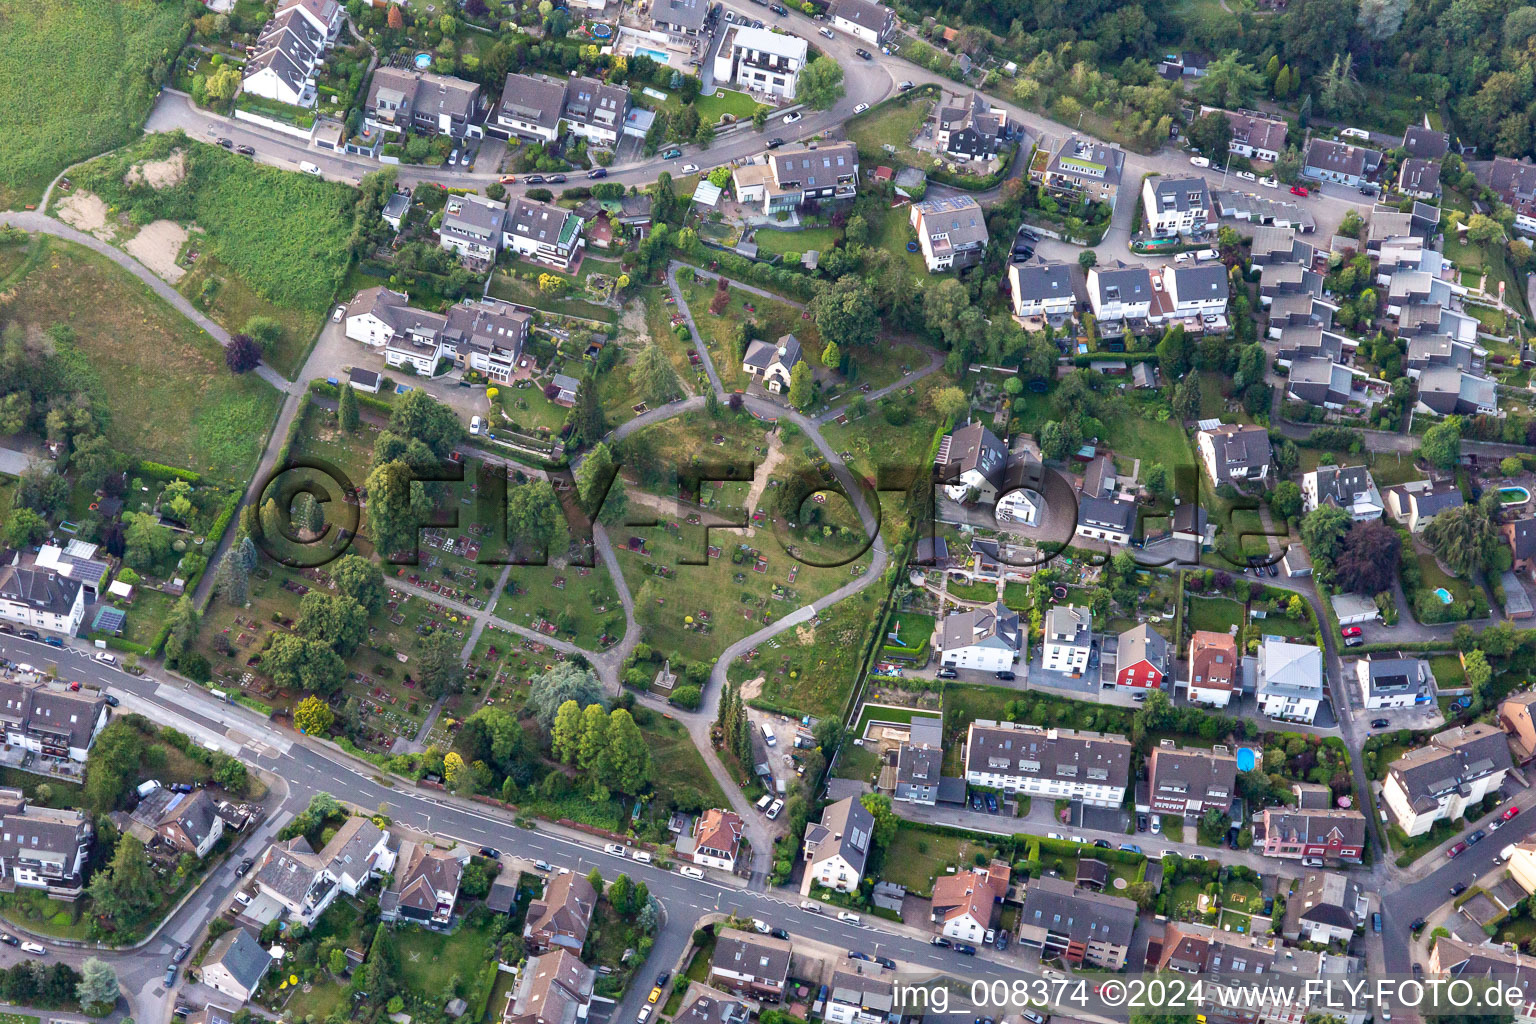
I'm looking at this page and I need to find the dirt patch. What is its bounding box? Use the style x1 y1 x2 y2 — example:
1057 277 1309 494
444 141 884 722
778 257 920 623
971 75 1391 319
739 674 765 701
793 621 815 645
123 220 189 283
56 192 115 241
737 432 786 536
618 296 648 338
125 149 186 190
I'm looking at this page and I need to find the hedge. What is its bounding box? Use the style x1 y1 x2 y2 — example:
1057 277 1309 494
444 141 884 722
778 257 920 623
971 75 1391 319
136 461 202 484
308 378 393 417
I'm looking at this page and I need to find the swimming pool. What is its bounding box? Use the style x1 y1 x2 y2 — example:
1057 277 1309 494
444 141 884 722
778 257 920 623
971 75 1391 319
1236 747 1259 772
635 47 669 62
414 52 432 70
1435 587 1454 604
1500 486 1531 504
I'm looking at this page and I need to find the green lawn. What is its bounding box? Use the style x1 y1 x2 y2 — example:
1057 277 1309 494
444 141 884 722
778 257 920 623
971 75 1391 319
1428 653 1466 687
847 97 932 168
393 917 498 997
695 88 761 124
948 579 998 602
752 226 842 258
882 828 1000 897
0 889 90 940
0 236 283 482
0 0 188 211
634 706 730 810
733 578 884 719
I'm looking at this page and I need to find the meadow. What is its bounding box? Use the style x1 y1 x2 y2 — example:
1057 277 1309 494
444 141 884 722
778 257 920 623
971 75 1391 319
0 236 282 481
0 0 187 210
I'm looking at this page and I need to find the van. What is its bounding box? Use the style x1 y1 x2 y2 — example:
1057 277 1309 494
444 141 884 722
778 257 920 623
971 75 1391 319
470 416 483 436
761 722 776 747
299 161 322 176
631 850 653 865
1341 127 1371 140
1021 1013 1047 1024
756 794 772 811
679 866 705 879
1195 248 1219 261
1501 844 1519 863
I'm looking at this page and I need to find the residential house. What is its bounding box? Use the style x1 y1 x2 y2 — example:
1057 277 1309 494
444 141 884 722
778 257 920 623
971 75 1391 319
1115 623 1168 690
1042 605 1093 676
894 717 943 806
1258 262 1324 307
731 141 858 215
524 870 597 954
1505 518 1536 577
936 94 1007 162
1274 324 1350 367
1382 478 1462 534
1404 334 1480 374
1256 637 1325 724
1249 225 1312 268
253 839 336 926
1302 139 1384 188
1257 803 1366 864
1302 465 1383 521
1417 366 1498 416
827 0 894 45
344 287 531 382
1399 158 1442 199
380 840 463 927
650 0 710 36
677 993 750 1024
317 817 393 896
962 721 1131 807
1202 107 1288 163
714 26 806 100
910 196 989 272
364 68 484 140
1382 722 1514 836
1186 631 1238 708
741 334 802 394
1087 262 1153 322
709 935 792 1002
931 861 1010 943
1142 741 1237 818
1479 156 1536 235
1430 936 1536 1018
1033 136 1126 209
242 3 330 108
1008 260 1076 320
560 76 630 148
1281 872 1366 944
936 422 1006 503
0 563 87 637
691 809 745 871
1402 124 1450 160
801 797 873 894
1158 923 1334 1023
0 790 92 899
1162 264 1229 320
938 601 1021 673
1500 691 1536 766
136 788 224 858
1016 875 1136 970
200 929 271 1004
1356 657 1432 710
496 73 568 143
1508 838 1536 895
1076 492 1135 545
438 194 506 262
0 678 108 762
381 192 411 232
1286 357 1355 409
1141 176 1208 237
505 949 595 1024
504 197 585 270
825 967 896 1024
1195 423 1271 486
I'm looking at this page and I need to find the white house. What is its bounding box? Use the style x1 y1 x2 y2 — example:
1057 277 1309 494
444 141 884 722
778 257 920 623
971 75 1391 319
253 819 397 926
742 334 802 393
713 25 807 100
1196 423 1270 486
828 0 894 44
1042 605 1092 675
1302 465 1383 521
690 809 744 872
1140 176 1208 237
1382 723 1512 836
1087 262 1153 322
0 562 86 637
1256 637 1325 724
938 601 1021 673
801 797 873 895
0 678 109 763
931 862 1009 942
0 792 93 900
200 928 272 1004
1008 260 1075 320
439 194 506 263
503 197 584 270
963 721 1130 807
936 422 1006 503
909 195 989 272
1162 264 1229 319
1356 657 1431 710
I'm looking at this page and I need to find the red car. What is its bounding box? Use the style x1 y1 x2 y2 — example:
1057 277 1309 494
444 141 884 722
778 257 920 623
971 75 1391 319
1504 806 1522 821
1448 841 1469 858
1290 185 1309 197
1342 626 1363 638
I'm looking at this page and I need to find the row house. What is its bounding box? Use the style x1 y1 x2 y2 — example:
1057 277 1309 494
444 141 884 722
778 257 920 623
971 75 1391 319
963 721 1131 807
365 68 485 140
1007 259 1076 321
1017 875 1136 970
242 0 342 107
937 93 1008 162
1141 740 1236 819
1417 366 1498 417
1286 357 1356 410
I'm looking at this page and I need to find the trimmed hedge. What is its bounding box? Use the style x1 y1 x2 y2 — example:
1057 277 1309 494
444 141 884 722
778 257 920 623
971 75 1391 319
136 461 202 484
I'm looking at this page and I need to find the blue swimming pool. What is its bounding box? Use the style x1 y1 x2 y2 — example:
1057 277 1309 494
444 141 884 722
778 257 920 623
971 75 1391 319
635 47 669 62
1236 747 1258 772
1435 587 1454 604
414 52 432 69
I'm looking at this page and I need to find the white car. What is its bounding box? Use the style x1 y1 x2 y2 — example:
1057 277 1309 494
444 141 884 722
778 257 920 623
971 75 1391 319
783 111 802 123
1048 832 1065 840
819 26 834 37
1150 816 1162 834
19 943 45 956
1175 252 1193 264
1259 176 1279 188
604 843 627 857
332 305 345 323
1070 834 1085 844
233 891 252 907
681 163 700 175
853 103 868 113
299 161 322 176
1236 170 1256 181
1189 155 1210 167
837 911 861 924
766 798 784 819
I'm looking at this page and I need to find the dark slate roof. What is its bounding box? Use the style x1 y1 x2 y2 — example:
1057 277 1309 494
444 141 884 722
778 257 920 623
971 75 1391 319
1387 722 1514 813
1402 125 1450 159
803 797 873 877
205 929 270 994
499 73 567 130
1009 260 1075 303
965 722 1130 790
1020 875 1136 948
1078 496 1135 532
0 566 81 617
711 935 792 984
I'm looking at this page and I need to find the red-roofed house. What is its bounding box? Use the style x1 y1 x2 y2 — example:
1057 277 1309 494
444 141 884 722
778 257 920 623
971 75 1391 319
930 860 1010 942
691 809 745 872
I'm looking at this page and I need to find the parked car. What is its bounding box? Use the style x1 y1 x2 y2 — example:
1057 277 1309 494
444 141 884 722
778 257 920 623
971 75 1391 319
954 943 976 955
174 943 192 963
993 932 1009 951
1137 814 1148 832
1447 841 1468 858
1468 829 1487 845
1048 832 1065 840
1290 185 1309 197
1120 844 1141 854
681 164 700 174
233 891 253 907
547 174 567 183
604 843 627 857
0 934 19 947
661 148 683 160
995 670 1015 681
838 911 862 924
770 928 789 940
217 138 233 149
1093 839 1110 848
648 988 663 1005
783 111 802 124
853 103 868 113
875 956 896 970
767 799 783 819
819 26 834 37
1504 805 1523 821
1410 917 1426 931
299 161 322 176
524 174 546 184
20 943 44 957
1342 626 1363 638
479 847 501 859
765 137 785 149
1259 176 1279 188
499 175 518 184
1371 718 1390 729
1236 170 1256 181
855 48 872 58
1150 816 1162 834
769 3 787 12
637 1006 653 1024
937 668 958 679
1449 882 1468 896
656 972 671 988
236 144 255 156
985 793 999 813
587 168 607 179
898 80 915 90
1189 155 1210 167
930 936 951 948
970 793 983 811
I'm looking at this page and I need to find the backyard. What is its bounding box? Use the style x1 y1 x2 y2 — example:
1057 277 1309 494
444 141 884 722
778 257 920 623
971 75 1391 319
882 827 1002 896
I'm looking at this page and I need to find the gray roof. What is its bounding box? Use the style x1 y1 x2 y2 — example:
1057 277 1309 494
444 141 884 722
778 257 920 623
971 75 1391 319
0 803 90 860
1277 325 1344 363
1149 175 1208 213
1363 657 1426 698
913 195 989 251
1387 722 1514 814
1020 875 1136 949
1287 872 1363 932
1199 423 1271 480
1171 264 1229 302
1288 358 1352 398
829 967 894 1011
676 994 749 1024
768 142 859 189
441 194 507 242
349 367 381 389
1402 125 1450 159
507 197 577 245
1208 108 1288 154
1149 744 1237 806
1261 806 1365 850
1405 332 1474 368
0 679 104 751
1091 261 1153 305
803 796 873 876
1048 136 1125 187
965 721 1130 790
1078 495 1135 532
0 566 82 618
151 789 221 848
1400 159 1440 194
500 73 567 130
742 333 801 371
1045 604 1092 647
711 935 792 985
205 929 271 994
896 741 941 786
940 601 1021 655
368 67 480 123
656 0 709 31
563 75 629 133
255 836 328 905
1304 139 1383 177
1009 260 1074 304
829 0 893 33
318 816 386 875
1117 623 1167 674
1419 366 1496 411
1310 464 1375 508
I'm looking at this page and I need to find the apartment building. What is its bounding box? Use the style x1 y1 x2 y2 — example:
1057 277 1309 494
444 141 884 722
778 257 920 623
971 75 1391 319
1141 176 1208 237
344 287 531 382
1356 657 1432 710
963 721 1131 807
1142 741 1237 818
1042 605 1093 675
1382 722 1513 836
1016 876 1136 970
0 789 92 900
938 601 1021 673
713 26 807 100
1256 637 1325 724
365 68 485 140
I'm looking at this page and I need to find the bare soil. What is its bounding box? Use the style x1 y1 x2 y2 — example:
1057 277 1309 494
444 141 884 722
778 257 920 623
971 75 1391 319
56 192 115 240
123 219 189 283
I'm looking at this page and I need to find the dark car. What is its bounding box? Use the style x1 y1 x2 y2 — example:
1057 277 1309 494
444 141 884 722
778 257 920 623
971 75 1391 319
235 858 254 878
218 138 233 148
937 668 958 679
1137 814 1148 832
0 934 18 947
1267 563 1278 576
930 936 951 948
103 694 119 707
1412 963 1423 976
587 168 607 179
1450 882 1468 897
855 48 873 59
656 972 671 988
875 956 896 970
994 931 1010 951
174 943 192 963
548 174 567 183
18 631 39 641
165 965 178 987
236 144 255 156
1468 829 1487 845
479 847 501 859
525 174 546 184
1093 839 1110 848
770 928 789 940
985 793 999 813
970 793 983 810
995 670 1015 681
43 636 63 648
848 951 872 962
954 943 977 955
1410 917 1426 931
1371 718 1390 729
769 4 787 12
766 137 786 149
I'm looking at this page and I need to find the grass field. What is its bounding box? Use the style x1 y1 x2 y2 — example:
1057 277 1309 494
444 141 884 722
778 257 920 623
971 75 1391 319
695 88 761 124
752 226 842 258
0 236 282 481
882 828 1000 896
0 0 188 211
1187 596 1243 635
68 131 359 377
634 706 730 810
678 273 818 393
847 100 931 167
393 917 497 996
732 580 885 719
